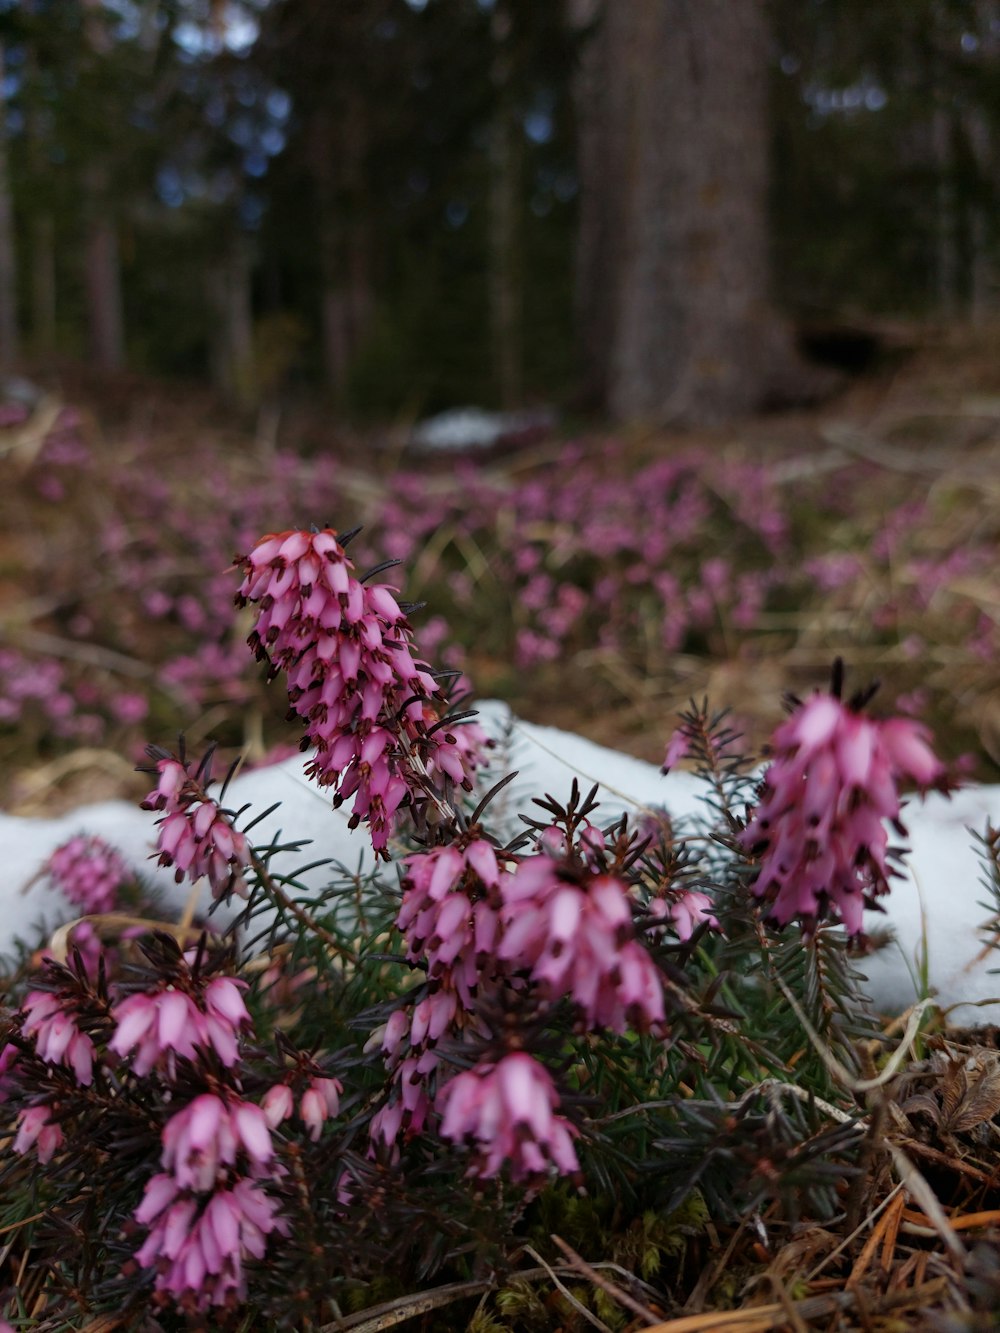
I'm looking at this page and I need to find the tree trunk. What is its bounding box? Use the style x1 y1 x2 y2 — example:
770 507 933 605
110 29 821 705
84 210 126 372
932 104 959 318
226 237 256 406
31 215 57 355
208 239 257 407
0 40 20 372
314 95 372 398
489 0 523 409
574 0 775 425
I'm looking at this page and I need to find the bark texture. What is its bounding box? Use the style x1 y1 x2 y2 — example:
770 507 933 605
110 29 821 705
575 0 774 424
0 41 20 371
84 207 125 373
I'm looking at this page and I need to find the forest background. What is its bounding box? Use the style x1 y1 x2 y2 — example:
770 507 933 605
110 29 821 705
2 0 998 422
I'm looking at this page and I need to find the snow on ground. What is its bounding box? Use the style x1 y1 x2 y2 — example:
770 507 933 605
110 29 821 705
2 703 998 1018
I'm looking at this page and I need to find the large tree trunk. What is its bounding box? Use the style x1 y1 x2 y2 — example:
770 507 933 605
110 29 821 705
0 40 20 372
489 0 523 409
314 98 372 397
84 207 126 372
574 0 776 424
31 215 56 355
208 238 257 407
81 2 125 373
931 103 960 318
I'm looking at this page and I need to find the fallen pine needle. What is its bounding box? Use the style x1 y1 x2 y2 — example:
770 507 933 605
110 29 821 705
901 1207 1000 1232
846 1189 905 1288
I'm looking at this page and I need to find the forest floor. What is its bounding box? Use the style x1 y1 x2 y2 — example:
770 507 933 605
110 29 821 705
3 319 1000 812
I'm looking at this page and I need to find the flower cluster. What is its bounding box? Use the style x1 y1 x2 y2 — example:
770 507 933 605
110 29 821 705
133 1094 287 1310
369 982 495 1154
12 1103 64 1163
21 989 96 1084
371 810 673 1178
262 1075 342 1141
742 687 947 933
647 888 719 942
160 1093 274 1190
235 528 486 854
438 1053 580 1183
396 839 503 1004
142 753 250 901
497 854 666 1033
40 834 132 914
111 971 251 1076
134 1177 285 1311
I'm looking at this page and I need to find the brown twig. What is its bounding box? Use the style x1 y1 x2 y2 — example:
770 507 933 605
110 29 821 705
551 1234 662 1326
319 1264 588 1333
522 1244 613 1332
249 850 359 966
641 1290 855 1332
766 1271 809 1333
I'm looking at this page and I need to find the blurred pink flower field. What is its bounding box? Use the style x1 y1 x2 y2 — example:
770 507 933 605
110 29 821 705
1 339 998 811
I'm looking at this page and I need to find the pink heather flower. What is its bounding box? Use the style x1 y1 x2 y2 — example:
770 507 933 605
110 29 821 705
538 820 605 864
161 1094 274 1193
235 528 483 856
261 1083 294 1129
0 1041 18 1102
134 1172 287 1311
396 839 503 1004
368 980 496 1155
256 952 317 1012
662 729 690 772
111 691 149 724
497 855 666 1033
142 755 250 902
41 834 132 914
299 1076 343 1141
438 1052 580 1183
13 1103 64 1162
370 1050 439 1150
21 990 95 1085
648 889 720 942
110 975 250 1076
414 702 492 791
741 690 948 934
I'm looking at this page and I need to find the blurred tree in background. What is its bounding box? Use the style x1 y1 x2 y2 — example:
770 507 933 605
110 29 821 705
0 0 998 423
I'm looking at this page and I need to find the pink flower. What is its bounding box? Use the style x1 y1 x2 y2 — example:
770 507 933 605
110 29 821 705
438 1053 580 1182
41 834 132 914
110 975 250 1076
648 889 719 942
133 1172 287 1310
742 688 948 934
261 1083 294 1129
21 990 95 1085
161 1094 273 1193
235 528 485 856
13 1103 64 1162
497 855 666 1032
396 839 504 1004
0 1041 18 1102
298 1076 342 1141
662 729 690 772
143 754 250 901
